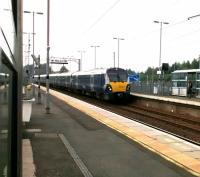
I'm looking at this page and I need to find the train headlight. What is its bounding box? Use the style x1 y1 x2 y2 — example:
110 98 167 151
126 84 130 92
106 85 112 92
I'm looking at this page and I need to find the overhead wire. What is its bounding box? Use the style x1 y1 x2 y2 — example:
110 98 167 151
166 17 200 42
83 0 199 44
132 18 196 42
84 0 120 34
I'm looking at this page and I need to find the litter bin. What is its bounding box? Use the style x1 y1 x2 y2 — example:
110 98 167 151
22 98 35 122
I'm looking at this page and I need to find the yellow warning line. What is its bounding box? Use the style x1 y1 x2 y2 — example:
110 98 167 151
40 86 200 177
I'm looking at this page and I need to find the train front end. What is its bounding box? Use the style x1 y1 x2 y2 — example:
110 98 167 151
104 68 130 100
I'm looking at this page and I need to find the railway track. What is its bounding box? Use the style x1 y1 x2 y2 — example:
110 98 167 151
53 88 200 144
119 105 200 133
114 105 200 143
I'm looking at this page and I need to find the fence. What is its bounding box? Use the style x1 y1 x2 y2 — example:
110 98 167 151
130 81 172 96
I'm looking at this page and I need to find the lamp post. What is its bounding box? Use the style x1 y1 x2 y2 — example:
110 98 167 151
23 32 31 78
24 11 44 56
154 21 169 70
113 52 115 68
67 56 74 71
188 14 200 69
46 0 50 113
78 50 85 71
24 10 43 75
113 37 124 68
154 21 169 96
91 45 100 69
24 10 43 98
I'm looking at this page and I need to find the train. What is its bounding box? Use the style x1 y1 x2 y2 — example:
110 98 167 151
0 73 8 87
35 67 131 101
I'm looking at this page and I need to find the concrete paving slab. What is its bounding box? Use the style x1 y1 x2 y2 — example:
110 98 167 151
33 86 200 177
30 134 85 177
22 139 35 177
185 151 200 160
170 143 200 152
130 125 155 132
154 135 179 144
131 93 200 107
143 129 167 136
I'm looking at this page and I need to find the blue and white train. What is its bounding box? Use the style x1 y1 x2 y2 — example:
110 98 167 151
36 67 131 101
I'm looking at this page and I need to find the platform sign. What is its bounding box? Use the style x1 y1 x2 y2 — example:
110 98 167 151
50 59 68 64
157 70 161 75
128 74 139 83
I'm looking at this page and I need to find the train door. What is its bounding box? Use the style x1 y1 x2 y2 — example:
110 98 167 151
75 75 78 89
101 74 105 89
90 75 94 92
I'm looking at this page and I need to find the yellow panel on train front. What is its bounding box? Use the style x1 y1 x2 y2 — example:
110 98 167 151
110 82 128 92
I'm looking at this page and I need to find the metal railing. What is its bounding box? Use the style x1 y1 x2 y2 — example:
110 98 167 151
130 81 172 96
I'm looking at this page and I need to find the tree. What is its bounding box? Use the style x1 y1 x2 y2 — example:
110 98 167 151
24 63 53 75
35 63 53 74
126 69 136 75
139 57 200 82
191 58 199 69
59 65 69 73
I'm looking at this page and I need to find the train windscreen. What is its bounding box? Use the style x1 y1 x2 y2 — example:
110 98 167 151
107 68 128 82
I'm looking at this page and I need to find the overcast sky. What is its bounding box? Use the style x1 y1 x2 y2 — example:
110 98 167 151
23 0 200 72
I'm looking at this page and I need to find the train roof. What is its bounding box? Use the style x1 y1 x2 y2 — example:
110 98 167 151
172 69 200 74
72 68 107 76
49 72 74 77
72 67 127 76
35 72 74 77
34 68 127 77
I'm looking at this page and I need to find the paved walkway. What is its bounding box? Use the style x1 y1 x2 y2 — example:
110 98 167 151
131 93 200 106
47 88 200 176
23 87 200 177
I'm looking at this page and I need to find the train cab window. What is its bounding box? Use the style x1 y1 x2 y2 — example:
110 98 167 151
118 71 128 82
108 73 118 82
107 69 128 82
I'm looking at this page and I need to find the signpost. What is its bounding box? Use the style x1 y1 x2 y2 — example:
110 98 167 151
50 56 80 71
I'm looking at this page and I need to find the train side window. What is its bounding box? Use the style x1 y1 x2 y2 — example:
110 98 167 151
101 74 105 85
0 50 15 177
94 74 100 86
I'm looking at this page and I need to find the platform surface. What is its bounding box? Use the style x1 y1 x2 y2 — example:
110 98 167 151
23 87 200 177
131 92 200 107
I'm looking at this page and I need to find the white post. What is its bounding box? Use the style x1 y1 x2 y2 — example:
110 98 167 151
46 0 50 113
